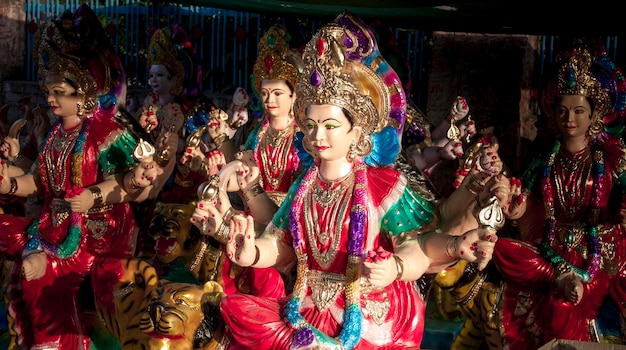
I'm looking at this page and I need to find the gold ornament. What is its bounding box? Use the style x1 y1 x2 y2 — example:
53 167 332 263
148 28 185 96
252 24 303 96
293 15 393 138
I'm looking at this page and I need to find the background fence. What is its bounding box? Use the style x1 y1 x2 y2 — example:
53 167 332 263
21 0 621 108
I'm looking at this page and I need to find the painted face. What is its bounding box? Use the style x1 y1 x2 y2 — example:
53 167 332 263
41 75 82 120
303 104 360 163
260 79 294 119
149 64 174 96
555 95 592 139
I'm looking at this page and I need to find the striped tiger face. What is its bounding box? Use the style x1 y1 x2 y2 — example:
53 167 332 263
139 280 224 349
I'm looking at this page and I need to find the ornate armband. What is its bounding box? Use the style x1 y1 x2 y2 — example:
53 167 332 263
8 177 17 195
243 182 264 202
88 186 104 207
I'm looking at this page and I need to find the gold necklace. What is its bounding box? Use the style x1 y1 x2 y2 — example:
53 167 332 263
304 175 354 269
259 124 294 190
47 125 81 195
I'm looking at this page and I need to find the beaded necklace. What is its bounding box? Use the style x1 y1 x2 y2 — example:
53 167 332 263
539 140 602 283
285 160 366 350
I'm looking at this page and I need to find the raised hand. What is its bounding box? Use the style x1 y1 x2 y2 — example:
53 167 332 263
451 228 497 271
0 160 11 194
225 214 258 267
449 96 469 121
0 137 20 163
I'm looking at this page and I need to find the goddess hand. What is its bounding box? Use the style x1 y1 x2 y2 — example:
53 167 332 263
22 251 47 281
449 96 469 121
225 215 257 267
65 188 94 213
474 145 502 176
0 137 20 162
0 160 11 194
362 248 397 288
459 119 476 139
502 177 526 219
452 228 497 271
441 139 463 160
138 104 158 132
233 150 260 192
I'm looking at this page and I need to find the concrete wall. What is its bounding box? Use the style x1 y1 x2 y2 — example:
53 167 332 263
426 33 541 175
0 0 26 82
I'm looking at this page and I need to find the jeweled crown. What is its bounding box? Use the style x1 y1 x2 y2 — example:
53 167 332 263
294 11 406 137
552 44 610 118
148 27 185 96
252 24 303 96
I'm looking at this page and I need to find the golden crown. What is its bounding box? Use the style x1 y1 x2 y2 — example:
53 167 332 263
252 24 303 95
551 45 610 118
294 13 398 137
148 28 185 96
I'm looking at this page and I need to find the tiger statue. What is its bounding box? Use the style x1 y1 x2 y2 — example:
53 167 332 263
139 279 227 350
148 201 224 284
434 259 504 350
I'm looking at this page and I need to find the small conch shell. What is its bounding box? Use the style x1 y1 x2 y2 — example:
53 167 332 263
133 138 156 161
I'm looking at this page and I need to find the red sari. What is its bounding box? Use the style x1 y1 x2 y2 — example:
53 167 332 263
0 114 139 349
493 141 626 349
221 165 434 349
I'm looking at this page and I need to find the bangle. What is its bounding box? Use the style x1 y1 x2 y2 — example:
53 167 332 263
464 175 484 195
214 220 230 245
88 187 104 207
11 154 24 166
154 148 171 167
243 182 264 202
8 177 17 195
393 254 405 280
250 245 260 267
446 236 459 259
213 133 229 149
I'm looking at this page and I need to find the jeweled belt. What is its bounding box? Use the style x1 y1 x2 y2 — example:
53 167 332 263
306 270 345 311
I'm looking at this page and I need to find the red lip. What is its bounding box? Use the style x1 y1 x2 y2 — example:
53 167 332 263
315 146 329 151
51 106 58 110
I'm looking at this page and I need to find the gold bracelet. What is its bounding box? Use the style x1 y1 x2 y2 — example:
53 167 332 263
393 254 405 280
213 133 229 149
8 177 17 195
243 182 264 202
446 236 459 259
88 187 104 207
464 175 484 195
214 220 230 245
250 245 260 267
11 154 24 166
223 207 236 222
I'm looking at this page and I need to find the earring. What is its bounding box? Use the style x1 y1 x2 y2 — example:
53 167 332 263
347 140 357 161
77 101 84 117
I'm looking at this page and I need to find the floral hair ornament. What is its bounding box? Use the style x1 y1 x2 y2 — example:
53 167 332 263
294 11 407 164
543 39 610 138
148 27 185 96
252 24 304 96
